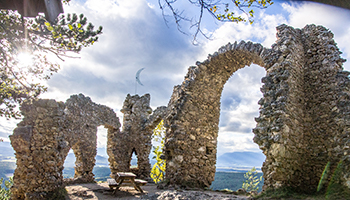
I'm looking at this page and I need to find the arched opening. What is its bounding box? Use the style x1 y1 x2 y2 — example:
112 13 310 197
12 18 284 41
63 125 109 182
163 41 268 188
94 126 110 182
130 148 139 175
210 64 266 191
63 149 75 179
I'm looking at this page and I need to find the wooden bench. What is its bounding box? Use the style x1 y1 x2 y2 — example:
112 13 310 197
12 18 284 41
107 174 147 193
107 178 119 189
135 179 147 186
107 178 147 188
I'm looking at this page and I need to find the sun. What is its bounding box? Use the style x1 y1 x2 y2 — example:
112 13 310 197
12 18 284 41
17 52 33 67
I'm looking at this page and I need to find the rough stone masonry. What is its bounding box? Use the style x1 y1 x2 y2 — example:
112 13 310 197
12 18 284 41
9 24 350 199
107 94 167 180
163 24 350 193
10 93 166 199
10 94 121 199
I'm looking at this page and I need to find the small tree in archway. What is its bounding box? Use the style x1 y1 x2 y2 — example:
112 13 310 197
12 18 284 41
150 120 166 184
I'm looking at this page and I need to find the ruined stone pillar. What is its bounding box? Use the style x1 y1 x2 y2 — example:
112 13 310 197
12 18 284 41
72 131 97 183
10 99 68 199
108 94 153 180
253 24 348 193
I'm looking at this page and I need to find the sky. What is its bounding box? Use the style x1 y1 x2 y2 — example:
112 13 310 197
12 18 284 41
1 0 350 158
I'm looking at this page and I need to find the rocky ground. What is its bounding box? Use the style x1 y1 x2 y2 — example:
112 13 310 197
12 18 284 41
65 182 250 200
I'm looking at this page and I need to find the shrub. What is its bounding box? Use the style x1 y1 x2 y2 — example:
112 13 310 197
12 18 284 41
0 177 13 200
242 167 262 193
150 120 166 184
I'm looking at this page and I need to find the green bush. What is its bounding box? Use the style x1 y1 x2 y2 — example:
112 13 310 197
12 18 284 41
0 177 13 200
150 120 166 184
242 167 262 192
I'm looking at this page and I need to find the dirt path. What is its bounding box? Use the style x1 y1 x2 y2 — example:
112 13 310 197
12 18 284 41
65 182 249 200
65 182 154 199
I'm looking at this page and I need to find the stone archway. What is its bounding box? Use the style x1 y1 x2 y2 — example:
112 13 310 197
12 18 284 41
163 39 270 188
163 24 350 192
64 94 120 183
10 94 121 199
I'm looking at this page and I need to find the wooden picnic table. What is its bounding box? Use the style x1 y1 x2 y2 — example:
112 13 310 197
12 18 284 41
107 172 147 193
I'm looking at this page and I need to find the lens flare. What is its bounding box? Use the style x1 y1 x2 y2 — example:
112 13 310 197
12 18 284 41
17 52 33 67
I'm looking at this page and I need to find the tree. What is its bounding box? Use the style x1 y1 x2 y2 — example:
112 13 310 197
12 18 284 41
158 0 273 43
0 176 13 200
150 120 166 184
0 0 102 119
242 167 262 193
159 0 350 44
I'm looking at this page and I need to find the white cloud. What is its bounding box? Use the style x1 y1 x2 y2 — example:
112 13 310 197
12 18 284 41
66 0 149 20
281 2 350 70
44 0 203 108
200 9 287 58
217 131 258 156
2 1 350 158
97 126 108 148
0 118 20 142
218 65 265 154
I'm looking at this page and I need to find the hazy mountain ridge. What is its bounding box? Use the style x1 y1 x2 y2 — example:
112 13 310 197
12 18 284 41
216 151 265 171
1 143 265 174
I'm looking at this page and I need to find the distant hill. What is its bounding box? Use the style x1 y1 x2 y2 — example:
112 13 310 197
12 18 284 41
64 153 109 168
0 141 265 174
210 171 264 192
216 151 265 170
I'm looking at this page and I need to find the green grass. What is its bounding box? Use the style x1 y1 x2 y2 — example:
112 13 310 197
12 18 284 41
256 187 312 199
255 185 350 200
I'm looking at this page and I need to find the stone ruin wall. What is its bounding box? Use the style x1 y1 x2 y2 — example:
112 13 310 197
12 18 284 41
163 24 350 193
163 40 268 188
107 94 167 180
8 23 350 198
10 94 121 199
10 99 67 199
64 94 121 183
9 93 166 199
253 24 348 192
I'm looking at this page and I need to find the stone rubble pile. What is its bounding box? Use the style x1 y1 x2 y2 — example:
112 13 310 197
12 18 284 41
141 190 249 200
